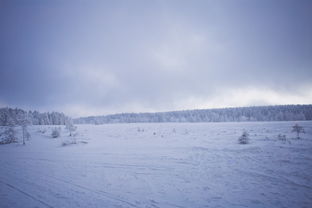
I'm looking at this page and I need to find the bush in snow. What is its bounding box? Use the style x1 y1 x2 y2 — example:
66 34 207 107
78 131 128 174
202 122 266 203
38 128 47 134
137 127 144 132
238 131 249 144
0 127 18 145
277 134 291 144
292 124 305 139
277 134 286 141
51 128 61 138
62 140 88 147
62 140 77 146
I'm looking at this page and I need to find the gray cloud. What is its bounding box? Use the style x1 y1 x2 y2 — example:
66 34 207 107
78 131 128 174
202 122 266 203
1 0 312 117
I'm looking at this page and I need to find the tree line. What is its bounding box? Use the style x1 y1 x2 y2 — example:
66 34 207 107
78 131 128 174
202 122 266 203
1 105 311 126
74 105 312 124
0 107 70 126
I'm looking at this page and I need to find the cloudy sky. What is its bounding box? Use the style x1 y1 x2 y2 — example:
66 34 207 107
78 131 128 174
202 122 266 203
0 0 312 117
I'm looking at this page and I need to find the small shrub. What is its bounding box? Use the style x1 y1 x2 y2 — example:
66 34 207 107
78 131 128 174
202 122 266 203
238 131 249 144
278 134 291 144
62 140 88 147
38 128 47 134
62 140 77 146
51 128 61 138
137 127 145 132
277 134 286 141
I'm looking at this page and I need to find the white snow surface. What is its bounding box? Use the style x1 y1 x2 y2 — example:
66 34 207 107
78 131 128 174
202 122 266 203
0 121 311 208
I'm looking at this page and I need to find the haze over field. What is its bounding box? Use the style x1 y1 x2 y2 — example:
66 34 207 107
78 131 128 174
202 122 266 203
1 0 312 117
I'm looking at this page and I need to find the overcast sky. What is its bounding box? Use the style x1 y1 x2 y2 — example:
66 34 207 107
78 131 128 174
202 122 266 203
0 0 312 117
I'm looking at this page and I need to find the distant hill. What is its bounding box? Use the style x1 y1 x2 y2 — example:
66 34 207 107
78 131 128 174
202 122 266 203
74 105 312 124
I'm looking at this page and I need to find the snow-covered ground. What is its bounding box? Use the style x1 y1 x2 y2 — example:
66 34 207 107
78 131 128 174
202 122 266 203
0 121 311 208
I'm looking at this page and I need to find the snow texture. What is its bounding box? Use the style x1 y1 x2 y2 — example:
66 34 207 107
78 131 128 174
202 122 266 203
1 121 311 208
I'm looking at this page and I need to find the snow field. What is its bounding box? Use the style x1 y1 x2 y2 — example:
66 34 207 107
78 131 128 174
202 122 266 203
0 121 311 208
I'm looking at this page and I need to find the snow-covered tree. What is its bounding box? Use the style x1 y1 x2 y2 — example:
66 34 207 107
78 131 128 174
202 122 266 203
238 131 249 144
0 127 18 144
0 107 71 126
65 120 77 136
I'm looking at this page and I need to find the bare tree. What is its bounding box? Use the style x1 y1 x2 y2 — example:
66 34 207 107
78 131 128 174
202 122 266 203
292 124 305 139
